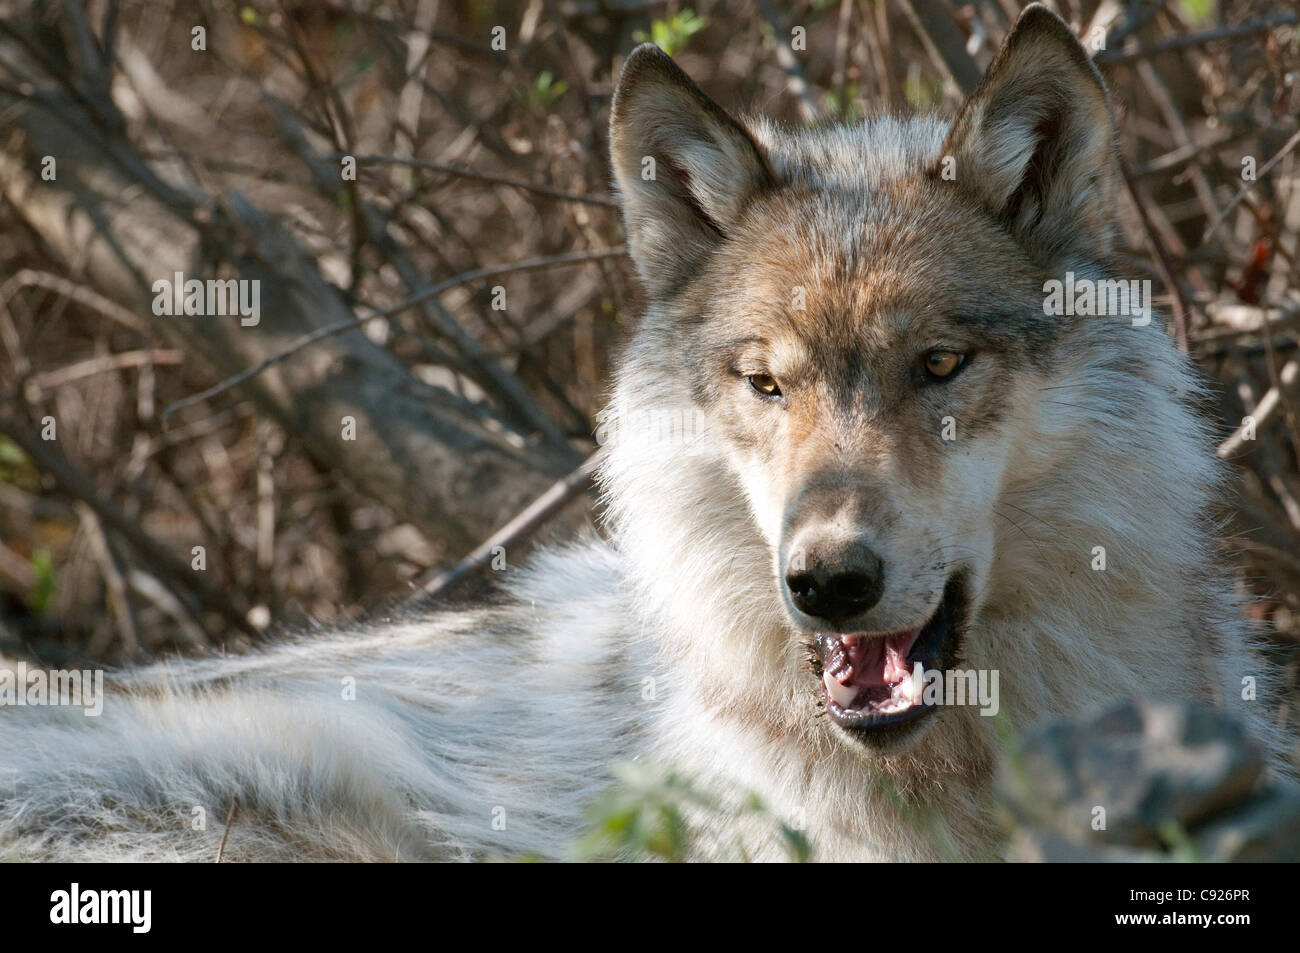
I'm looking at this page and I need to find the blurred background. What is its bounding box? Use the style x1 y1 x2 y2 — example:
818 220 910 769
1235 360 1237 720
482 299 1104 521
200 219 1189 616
0 0 1297 760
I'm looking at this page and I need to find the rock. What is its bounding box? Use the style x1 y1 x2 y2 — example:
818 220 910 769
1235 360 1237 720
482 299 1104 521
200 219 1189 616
1000 698 1281 857
1193 787 1300 862
1007 829 1160 863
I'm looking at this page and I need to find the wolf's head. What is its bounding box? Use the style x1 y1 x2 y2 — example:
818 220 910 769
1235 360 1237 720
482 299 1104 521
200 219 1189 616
602 5 1219 773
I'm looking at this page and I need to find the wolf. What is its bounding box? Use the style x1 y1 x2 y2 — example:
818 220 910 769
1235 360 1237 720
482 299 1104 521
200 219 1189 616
0 5 1280 861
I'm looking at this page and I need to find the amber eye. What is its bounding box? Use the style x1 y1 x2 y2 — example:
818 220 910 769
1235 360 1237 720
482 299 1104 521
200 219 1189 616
747 373 782 398
922 350 965 380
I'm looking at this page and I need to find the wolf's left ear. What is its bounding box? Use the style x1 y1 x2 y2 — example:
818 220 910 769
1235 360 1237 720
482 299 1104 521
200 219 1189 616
932 4 1118 260
610 44 774 299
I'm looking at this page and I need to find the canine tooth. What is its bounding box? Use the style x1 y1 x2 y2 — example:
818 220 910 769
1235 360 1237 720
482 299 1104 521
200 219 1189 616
900 662 925 704
823 671 858 708
897 674 918 704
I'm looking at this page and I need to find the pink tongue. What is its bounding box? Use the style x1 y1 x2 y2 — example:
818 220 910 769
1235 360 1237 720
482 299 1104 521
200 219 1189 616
838 629 921 687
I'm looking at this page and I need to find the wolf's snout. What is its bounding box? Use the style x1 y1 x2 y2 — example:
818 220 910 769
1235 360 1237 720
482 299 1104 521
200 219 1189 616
784 537 884 626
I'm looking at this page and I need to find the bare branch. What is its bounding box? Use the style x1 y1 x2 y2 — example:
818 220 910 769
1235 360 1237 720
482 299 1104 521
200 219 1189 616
1095 12 1299 64
0 414 261 642
29 349 183 394
1218 358 1300 459
340 153 621 208
162 247 625 419
897 0 983 96
1118 156 1191 351
416 450 603 596
1201 127 1300 245
756 0 823 121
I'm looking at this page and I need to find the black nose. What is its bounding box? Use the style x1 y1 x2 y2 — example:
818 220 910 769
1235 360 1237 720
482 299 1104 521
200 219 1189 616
785 546 884 624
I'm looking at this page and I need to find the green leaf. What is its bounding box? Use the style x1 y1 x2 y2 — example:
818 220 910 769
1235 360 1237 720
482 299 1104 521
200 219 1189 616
633 10 707 56
779 823 813 862
1176 0 1215 27
30 549 55 615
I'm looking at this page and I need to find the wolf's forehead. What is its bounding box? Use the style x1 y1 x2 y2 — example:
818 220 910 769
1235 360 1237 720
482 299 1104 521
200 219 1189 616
747 116 949 191
711 197 1040 359
709 116 1040 348
732 116 986 285
721 191 995 331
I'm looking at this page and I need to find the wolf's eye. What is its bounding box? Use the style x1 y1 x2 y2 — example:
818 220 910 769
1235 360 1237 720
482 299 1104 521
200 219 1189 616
922 350 965 380
747 373 782 398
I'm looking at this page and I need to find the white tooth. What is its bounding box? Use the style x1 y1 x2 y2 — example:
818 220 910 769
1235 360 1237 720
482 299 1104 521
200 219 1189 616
823 671 858 708
897 675 918 704
900 662 925 704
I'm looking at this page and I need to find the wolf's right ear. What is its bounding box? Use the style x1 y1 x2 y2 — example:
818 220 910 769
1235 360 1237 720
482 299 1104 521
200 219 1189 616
932 5 1118 262
610 45 774 299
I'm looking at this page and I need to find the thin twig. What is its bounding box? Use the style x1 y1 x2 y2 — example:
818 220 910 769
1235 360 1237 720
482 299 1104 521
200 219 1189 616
215 798 238 863
1095 12 1298 64
1218 358 1300 458
1119 154 1190 350
415 450 603 596
0 269 148 334
1133 59 1227 238
830 0 853 118
271 99 573 449
896 0 983 97
161 247 625 419
78 502 141 658
1259 292 1300 467
0 415 261 641
337 153 620 208
1201 127 1300 244
756 0 823 121
28 349 183 393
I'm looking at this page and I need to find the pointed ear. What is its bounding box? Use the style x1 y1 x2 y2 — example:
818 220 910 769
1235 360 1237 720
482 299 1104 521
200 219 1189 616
610 44 774 299
931 4 1118 260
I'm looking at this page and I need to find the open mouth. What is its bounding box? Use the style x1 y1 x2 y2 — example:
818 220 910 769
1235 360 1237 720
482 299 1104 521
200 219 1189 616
814 573 967 733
